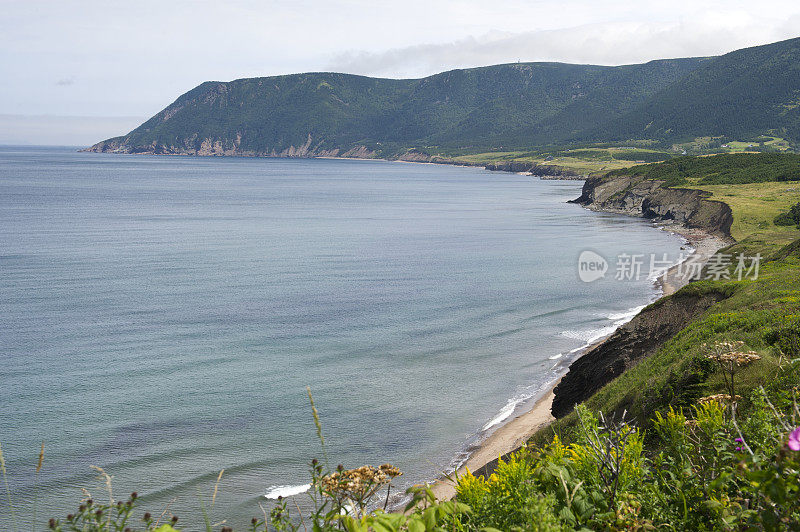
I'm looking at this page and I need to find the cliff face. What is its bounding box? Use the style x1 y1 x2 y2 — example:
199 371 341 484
571 174 733 237
85 134 378 159
551 290 727 418
550 172 734 418
484 161 584 179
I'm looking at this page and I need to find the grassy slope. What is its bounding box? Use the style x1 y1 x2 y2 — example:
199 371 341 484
685 181 800 244
442 147 673 174
537 176 800 445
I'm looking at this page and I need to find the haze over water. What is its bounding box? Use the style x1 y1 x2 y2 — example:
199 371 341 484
0 146 685 528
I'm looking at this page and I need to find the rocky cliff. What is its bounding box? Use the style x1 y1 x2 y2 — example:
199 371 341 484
549 172 734 418
86 134 379 159
484 161 584 179
550 289 728 418
571 173 733 237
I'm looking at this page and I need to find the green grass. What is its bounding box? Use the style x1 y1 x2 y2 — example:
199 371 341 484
538 238 800 449
446 148 654 175
532 162 800 448
535 171 800 447
684 181 800 244
723 137 791 153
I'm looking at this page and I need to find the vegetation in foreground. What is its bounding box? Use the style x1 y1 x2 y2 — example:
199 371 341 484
30 342 800 530
454 352 800 530
4 154 800 530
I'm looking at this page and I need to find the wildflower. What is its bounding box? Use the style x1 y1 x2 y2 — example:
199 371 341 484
317 464 402 502
789 427 800 451
699 394 741 404
704 342 761 366
734 437 744 452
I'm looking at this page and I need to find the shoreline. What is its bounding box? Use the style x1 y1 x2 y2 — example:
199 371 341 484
82 149 731 503
427 222 729 502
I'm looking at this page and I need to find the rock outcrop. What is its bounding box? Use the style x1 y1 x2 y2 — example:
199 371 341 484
571 174 733 237
85 136 378 160
485 161 584 179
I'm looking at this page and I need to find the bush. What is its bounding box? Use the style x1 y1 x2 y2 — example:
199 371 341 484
775 202 800 228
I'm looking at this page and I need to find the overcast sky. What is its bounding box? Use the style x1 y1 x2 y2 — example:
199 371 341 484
2 0 800 145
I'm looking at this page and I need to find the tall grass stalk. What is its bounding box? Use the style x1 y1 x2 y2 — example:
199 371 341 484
211 468 224 510
0 442 18 532
306 386 329 468
90 465 115 529
32 441 44 530
198 470 225 532
197 489 213 532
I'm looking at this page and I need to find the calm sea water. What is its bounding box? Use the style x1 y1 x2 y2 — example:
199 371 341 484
0 146 685 528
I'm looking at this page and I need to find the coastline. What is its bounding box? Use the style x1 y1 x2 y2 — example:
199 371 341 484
428 222 729 501
80 150 732 504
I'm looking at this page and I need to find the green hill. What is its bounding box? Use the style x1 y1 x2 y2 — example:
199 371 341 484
86 37 800 158
600 37 800 143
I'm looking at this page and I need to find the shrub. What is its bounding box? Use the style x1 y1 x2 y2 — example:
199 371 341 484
775 202 800 228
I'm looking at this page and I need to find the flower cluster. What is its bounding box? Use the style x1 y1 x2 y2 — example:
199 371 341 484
703 341 761 366
698 393 742 404
317 464 402 502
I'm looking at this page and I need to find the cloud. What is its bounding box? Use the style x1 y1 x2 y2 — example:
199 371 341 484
326 16 800 78
55 77 75 86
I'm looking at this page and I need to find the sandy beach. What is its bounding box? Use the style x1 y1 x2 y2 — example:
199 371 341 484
429 224 730 501
656 224 734 295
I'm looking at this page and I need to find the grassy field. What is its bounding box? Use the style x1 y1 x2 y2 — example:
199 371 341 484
674 135 792 155
725 136 792 152
684 181 800 246
445 147 670 174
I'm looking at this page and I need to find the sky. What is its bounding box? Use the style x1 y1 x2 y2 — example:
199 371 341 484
2 0 800 146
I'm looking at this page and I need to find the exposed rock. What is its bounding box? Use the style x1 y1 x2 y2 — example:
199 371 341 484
551 290 728 418
394 150 439 163
485 161 585 179
549 172 735 419
571 174 733 238
83 135 378 160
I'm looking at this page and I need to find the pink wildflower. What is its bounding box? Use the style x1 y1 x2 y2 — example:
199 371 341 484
789 427 800 451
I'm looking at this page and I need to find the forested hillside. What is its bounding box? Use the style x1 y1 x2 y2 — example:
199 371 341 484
87 38 800 158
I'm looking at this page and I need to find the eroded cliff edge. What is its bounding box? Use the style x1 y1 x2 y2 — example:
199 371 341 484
570 173 733 237
551 174 735 418
550 290 727 418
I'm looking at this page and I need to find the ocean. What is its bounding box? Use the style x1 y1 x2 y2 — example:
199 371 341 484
0 146 685 528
